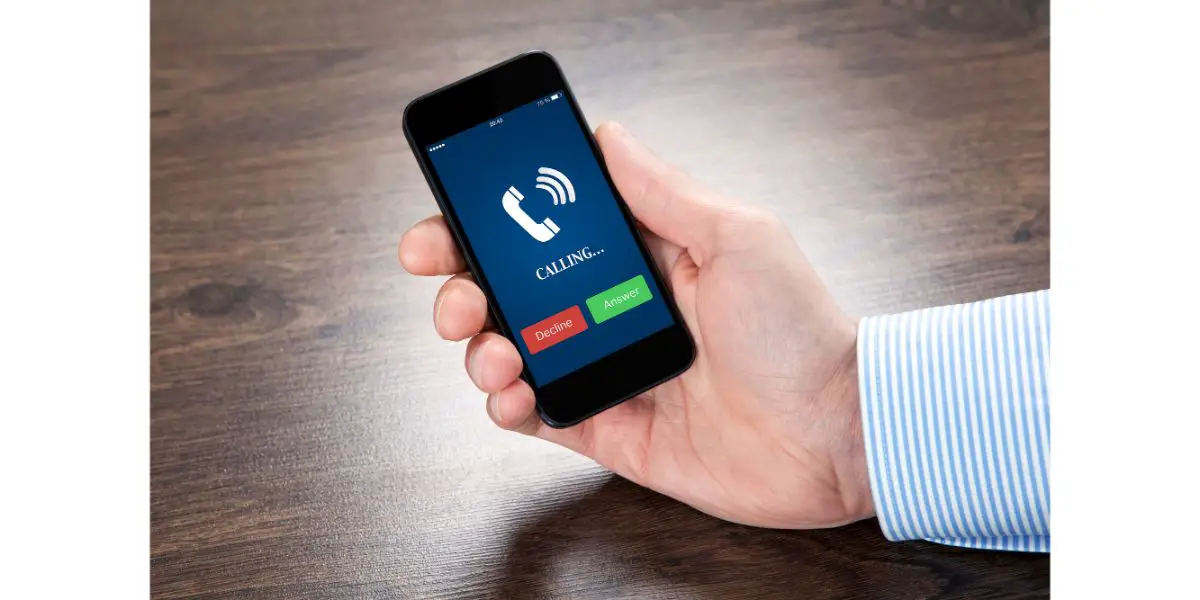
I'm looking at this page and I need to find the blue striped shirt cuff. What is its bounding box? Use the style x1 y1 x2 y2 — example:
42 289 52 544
857 290 1051 553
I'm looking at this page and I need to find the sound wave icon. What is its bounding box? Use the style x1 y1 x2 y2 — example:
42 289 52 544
501 166 578 243
535 167 575 206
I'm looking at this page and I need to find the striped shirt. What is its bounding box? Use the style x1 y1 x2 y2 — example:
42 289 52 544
857 290 1050 552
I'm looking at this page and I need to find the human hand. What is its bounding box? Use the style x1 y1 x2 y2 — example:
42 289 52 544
399 122 872 528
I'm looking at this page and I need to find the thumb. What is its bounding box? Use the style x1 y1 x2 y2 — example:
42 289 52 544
595 121 728 265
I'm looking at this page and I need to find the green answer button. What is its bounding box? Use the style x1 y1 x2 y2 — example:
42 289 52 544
586 275 653 324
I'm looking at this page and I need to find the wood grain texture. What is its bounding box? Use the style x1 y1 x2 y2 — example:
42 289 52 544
152 0 1050 598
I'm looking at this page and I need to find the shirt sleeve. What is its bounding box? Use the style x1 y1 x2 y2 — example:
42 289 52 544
856 290 1050 552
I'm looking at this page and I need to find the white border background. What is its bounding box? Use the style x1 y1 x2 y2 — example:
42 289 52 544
1054 1 1200 597
2 1 1199 597
1 1 149 597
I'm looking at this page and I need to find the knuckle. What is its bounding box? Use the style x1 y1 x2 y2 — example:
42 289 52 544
714 206 773 240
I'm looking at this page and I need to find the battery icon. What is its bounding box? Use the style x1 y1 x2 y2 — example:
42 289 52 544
550 93 560 101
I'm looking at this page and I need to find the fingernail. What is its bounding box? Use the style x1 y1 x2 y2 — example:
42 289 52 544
433 288 447 329
398 244 415 273
468 340 482 381
488 392 503 425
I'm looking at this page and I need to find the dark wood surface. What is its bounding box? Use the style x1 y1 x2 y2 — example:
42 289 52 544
151 1 1050 598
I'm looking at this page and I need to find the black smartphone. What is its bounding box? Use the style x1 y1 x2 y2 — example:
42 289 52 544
403 51 696 428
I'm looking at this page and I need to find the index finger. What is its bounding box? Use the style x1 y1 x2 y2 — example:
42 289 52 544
399 215 467 275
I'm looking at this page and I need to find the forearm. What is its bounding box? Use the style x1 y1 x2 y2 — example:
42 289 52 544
856 290 1051 552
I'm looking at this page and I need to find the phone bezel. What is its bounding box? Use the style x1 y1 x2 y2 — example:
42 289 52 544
403 51 695 428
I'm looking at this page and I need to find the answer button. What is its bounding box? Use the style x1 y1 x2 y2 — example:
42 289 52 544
585 275 653 324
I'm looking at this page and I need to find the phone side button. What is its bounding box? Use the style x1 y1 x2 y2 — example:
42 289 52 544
520 305 588 355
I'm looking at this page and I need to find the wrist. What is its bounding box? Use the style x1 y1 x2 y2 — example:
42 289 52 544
824 321 875 523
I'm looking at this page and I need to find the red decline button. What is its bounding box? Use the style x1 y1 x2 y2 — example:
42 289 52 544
520 305 588 355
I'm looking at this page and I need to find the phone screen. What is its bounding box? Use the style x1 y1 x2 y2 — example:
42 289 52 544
426 92 674 385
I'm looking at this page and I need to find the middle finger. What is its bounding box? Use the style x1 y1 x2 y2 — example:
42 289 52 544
434 274 489 341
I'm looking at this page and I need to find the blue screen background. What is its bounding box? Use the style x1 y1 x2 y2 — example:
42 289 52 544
428 94 673 384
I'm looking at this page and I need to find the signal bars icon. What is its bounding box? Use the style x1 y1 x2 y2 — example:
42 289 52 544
429 143 446 152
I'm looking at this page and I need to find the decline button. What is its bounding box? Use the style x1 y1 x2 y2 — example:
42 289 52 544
520 305 588 355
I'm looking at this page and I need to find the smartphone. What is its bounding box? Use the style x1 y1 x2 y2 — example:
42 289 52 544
403 51 696 428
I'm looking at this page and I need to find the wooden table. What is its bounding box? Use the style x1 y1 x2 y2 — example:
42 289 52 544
152 1 1050 597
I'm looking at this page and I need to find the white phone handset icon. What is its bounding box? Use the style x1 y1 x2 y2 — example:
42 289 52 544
502 185 560 242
